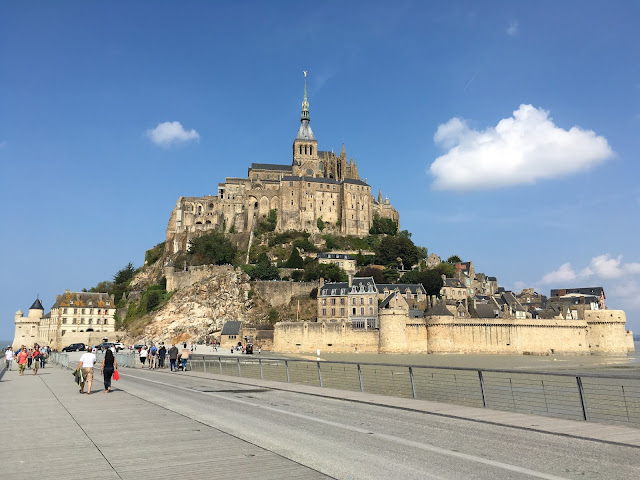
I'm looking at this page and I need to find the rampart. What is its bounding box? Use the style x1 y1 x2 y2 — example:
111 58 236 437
165 264 236 292
585 310 635 353
252 281 316 307
273 320 379 353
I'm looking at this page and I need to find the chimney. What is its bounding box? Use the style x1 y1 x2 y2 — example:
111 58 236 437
319 277 325 288
348 274 353 287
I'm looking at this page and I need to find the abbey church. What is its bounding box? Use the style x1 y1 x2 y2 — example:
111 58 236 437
166 73 399 253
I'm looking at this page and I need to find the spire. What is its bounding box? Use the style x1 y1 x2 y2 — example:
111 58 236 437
30 298 44 311
378 189 383 203
295 71 316 141
340 143 346 159
301 71 310 122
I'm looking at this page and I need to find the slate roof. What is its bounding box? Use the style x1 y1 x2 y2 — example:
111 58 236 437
221 321 242 336
473 304 500 318
378 284 426 295
550 287 605 298
52 291 112 308
443 278 465 288
424 303 454 317
379 292 395 309
30 299 44 310
250 163 293 172
317 253 354 260
296 119 316 141
319 277 376 296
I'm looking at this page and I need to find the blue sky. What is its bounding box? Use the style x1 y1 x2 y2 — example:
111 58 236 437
1 1 639 342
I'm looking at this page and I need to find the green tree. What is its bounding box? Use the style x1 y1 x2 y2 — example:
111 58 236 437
432 262 456 278
113 263 136 285
375 235 420 268
317 217 325 231
369 214 398 235
400 269 444 297
188 231 237 265
447 255 462 263
285 247 304 269
355 266 386 284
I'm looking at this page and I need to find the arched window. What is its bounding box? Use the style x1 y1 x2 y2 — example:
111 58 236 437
305 145 308 155
299 145 302 155
310 146 313 155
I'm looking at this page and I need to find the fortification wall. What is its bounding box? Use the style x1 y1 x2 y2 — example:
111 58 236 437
252 281 316 307
426 317 590 354
273 321 379 353
405 322 430 353
57 331 127 350
585 310 634 353
166 265 236 292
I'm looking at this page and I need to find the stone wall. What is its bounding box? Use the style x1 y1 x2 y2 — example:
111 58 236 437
252 281 317 307
166 264 237 292
273 320 379 353
585 310 635 353
58 331 127 350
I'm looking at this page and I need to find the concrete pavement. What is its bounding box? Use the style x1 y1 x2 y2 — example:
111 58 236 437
0 364 329 479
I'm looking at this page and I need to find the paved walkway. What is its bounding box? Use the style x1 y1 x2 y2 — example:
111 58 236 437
174 368 640 448
0 365 329 479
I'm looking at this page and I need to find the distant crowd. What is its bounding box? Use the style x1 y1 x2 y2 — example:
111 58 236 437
4 344 51 376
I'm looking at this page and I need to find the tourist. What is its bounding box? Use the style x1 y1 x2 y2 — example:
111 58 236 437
17 345 29 376
4 346 13 371
100 348 117 393
258 346 261 355
77 346 97 394
158 344 166 368
168 343 179 372
148 343 158 369
139 345 148 368
27 347 33 369
180 343 190 371
40 346 47 368
17 346 28 375
32 346 40 375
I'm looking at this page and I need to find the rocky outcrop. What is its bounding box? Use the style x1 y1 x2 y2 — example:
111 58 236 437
141 268 253 344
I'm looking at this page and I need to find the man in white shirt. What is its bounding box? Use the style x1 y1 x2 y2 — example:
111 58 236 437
77 346 97 394
4 346 14 371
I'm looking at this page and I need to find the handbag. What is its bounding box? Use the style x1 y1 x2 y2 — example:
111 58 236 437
113 369 120 381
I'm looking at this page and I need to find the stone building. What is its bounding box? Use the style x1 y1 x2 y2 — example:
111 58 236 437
317 252 357 275
166 73 399 254
12 291 119 350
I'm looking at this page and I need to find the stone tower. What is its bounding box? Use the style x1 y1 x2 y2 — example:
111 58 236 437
292 71 321 177
378 294 409 353
13 298 44 349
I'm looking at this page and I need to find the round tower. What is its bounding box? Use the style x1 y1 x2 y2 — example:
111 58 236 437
378 293 409 353
13 299 43 349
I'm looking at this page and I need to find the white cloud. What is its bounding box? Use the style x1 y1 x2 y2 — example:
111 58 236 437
146 121 200 147
429 104 614 191
542 263 577 284
506 21 519 36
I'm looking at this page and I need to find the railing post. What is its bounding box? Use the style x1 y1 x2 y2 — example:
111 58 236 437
409 367 417 399
259 358 264 380
478 370 487 408
203 359 207 373
317 361 323 387
285 360 291 383
577 376 589 421
219 357 223 375
237 357 242 377
357 363 364 392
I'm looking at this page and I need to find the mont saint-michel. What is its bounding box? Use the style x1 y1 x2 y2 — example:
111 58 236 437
12 75 635 356
165 72 399 255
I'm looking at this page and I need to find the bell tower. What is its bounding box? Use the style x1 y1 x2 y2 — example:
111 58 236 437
292 71 320 177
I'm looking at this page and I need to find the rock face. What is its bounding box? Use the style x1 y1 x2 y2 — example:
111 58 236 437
141 268 253 344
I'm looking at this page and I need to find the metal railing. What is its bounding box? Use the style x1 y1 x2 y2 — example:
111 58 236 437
49 351 640 428
186 356 640 428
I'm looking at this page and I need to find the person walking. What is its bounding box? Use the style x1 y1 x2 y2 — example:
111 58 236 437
180 343 190 371
77 346 97 394
148 343 157 369
168 343 178 372
17 346 28 376
158 344 166 369
32 346 41 375
4 346 14 371
40 346 47 368
27 347 33 370
139 345 148 368
100 348 118 393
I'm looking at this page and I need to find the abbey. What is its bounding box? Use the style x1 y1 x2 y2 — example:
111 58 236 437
166 73 399 253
